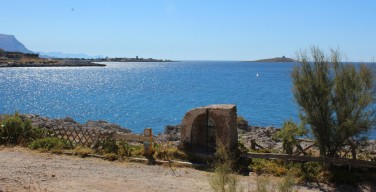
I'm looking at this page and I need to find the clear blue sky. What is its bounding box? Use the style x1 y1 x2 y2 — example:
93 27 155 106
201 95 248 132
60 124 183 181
1 0 376 61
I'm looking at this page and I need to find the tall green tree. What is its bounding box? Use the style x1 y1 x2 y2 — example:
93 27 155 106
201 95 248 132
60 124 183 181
292 47 376 157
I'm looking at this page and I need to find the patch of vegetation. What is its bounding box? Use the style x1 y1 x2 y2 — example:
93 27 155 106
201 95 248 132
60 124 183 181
273 120 306 154
253 176 272 192
299 162 322 182
276 173 296 192
28 137 69 152
104 153 118 161
0 112 45 146
252 174 296 192
293 47 376 157
209 140 243 192
153 143 187 161
73 146 95 157
99 137 119 154
250 159 287 176
117 141 133 158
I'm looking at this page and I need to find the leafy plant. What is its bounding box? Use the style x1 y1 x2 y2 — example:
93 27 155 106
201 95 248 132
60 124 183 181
300 162 322 182
118 141 133 157
274 120 306 154
100 137 119 154
0 112 35 145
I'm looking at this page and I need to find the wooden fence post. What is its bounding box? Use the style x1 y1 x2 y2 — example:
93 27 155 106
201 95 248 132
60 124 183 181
143 128 153 156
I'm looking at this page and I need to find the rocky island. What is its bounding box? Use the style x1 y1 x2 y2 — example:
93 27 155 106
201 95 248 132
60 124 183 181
250 56 296 62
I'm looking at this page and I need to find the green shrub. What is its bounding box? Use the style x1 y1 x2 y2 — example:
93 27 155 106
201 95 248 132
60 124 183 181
118 141 133 157
273 120 306 154
100 137 119 154
0 113 36 145
251 159 287 176
300 162 321 181
29 137 69 151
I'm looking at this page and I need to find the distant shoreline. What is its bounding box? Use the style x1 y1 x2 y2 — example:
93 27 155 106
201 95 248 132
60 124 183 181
0 60 106 67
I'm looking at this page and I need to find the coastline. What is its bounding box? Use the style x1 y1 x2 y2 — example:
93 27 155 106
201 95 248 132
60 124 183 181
0 60 106 67
3 113 375 154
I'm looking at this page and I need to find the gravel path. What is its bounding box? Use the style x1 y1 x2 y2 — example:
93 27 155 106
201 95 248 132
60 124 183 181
1 147 370 192
0 147 213 192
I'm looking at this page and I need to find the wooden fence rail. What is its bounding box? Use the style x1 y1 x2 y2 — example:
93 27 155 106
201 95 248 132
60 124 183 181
246 152 376 168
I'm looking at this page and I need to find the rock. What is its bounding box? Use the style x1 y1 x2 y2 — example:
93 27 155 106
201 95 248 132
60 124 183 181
83 120 131 133
239 125 281 150
63 116 77 124
155 125 181 144
237 117 250 131
0 113 131 134
164 125 181 135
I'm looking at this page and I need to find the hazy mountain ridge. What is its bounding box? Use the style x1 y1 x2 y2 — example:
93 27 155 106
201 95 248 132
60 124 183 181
0 33 102 59
0 34 32 53
39 52 104 59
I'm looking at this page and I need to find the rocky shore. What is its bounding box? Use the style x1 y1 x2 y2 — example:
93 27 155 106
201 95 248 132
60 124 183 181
1 114 375 154
0 114 130 134
157 119 376 155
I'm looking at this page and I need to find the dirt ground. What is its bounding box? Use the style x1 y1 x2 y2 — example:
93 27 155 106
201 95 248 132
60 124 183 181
0 147 372 192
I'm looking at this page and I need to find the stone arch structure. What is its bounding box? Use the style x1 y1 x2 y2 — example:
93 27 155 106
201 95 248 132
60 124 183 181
180 104 238 153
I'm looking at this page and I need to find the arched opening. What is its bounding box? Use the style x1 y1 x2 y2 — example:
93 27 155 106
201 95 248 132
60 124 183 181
191 110 216 152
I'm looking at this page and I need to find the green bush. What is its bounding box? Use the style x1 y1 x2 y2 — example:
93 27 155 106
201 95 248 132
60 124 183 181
250 159 287 176
0 113 36 145
273 120 306 154
118 141 133 157
29 137 69 151
300 162 322 181
96 137 119 154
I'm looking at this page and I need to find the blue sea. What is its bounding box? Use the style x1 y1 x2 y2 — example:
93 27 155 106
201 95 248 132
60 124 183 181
1 61 374 138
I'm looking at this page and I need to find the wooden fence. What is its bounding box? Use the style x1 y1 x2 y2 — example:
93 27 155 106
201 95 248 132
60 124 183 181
248 139 376 168
49 126 153 153
246 152 376 168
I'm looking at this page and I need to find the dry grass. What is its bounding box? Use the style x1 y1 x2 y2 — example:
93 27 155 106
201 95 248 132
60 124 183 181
72 146 95 157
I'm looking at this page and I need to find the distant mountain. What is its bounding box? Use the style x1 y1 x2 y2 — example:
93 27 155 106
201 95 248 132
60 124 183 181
39 52 104 59
251 56 296 62
0 33 32 53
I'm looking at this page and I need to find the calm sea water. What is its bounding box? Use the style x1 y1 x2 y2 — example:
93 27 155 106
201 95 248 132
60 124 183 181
1 61 374 138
